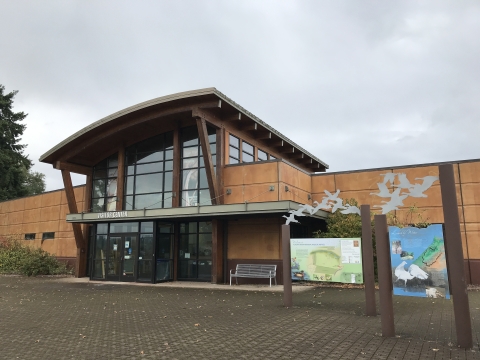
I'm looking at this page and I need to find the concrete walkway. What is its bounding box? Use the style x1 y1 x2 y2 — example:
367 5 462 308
1 275 479 359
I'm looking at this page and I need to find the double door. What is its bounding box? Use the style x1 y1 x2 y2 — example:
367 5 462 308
106 234 138 282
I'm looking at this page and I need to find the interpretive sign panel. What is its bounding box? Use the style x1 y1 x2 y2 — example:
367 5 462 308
290 238 363 284
389 225 450 299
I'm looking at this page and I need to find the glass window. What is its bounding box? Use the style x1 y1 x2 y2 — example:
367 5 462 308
229 135 239 147
242 140 254 163
229 135 240 164
121 132 174 211
109 222 139 233
91 153 119 212
141 222 154 233
242 153 254 163
24 233 35 240
42 232 55 240
258 149 268 161
97 224 108 234
180 126 216 207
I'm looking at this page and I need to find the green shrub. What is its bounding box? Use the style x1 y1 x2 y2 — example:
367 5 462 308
0 238 72 276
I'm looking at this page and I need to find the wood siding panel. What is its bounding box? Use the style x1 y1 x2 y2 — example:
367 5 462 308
243 162 279 185
460 162 480 184
7 211 24 225
460 183 480 206
10 198 25 212
228 218 280 260
243 184 279 203
40 206 61 222
335 170 389 192
223 185 244 204
41 191 62 207
223 167 244 186
24 195 42 210
311 175 336 194
464 205 480 224
23 208 41 224
466 231 480 259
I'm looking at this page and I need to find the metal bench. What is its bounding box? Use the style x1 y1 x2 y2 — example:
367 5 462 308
230 264 277 287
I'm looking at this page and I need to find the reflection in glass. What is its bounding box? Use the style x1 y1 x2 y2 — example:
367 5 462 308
110 222 139 233
92 198 105 212
141 222 154 233
136 162 162 174
136 151 162 164
135 173 163 194
242 153 254 163
106 197 117 211
134 194 162 209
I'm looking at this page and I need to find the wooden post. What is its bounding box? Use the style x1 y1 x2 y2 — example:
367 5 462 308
375 214 395 337
282 224 293 307
211 219 224 284
196 117 219 204
439 164 473 349
361 205 376 316
61 169 86 277
216 127 225 204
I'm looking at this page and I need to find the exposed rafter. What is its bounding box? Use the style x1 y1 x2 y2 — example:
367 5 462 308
55 161 92 176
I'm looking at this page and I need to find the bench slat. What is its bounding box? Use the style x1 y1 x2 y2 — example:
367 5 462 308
230 264 277 286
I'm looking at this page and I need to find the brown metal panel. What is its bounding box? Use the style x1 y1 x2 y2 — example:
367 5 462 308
211 219 224 284
361 205 376 316
439 164 473 348
375 214 395 337
282 224 293 307
172 127 180 208
116 147 125 211
60 170 85 252
196 117 219 204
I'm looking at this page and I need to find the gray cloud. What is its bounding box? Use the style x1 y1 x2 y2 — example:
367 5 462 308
1 1 479 190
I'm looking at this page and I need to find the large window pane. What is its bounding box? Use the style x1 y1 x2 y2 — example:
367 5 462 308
198 233 212 259
92 198 105 212
125 196 133 210
178 260 197 279
136 135 164 153
229 147 239 158
182 127 199 146
199 189 211 205
106 179 117 197
183 158 198 169
242 141 253 154
183 146 198 158
106 197 117 211
135 173 163 194
126 176 134 195
134 193 162 209
258 149 268 161
182 190 197 206
137 151 162 164
242 152 254 163
163 192 173 208
182 169 198 191
179 234 198 259
136 162 162 174
109 222 139 233
229 135 239 147
93 169 107 179
164 172 173 192
199 168 208 188
92 179 105 198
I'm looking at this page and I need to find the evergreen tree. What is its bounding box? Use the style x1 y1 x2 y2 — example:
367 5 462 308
0 85 45 201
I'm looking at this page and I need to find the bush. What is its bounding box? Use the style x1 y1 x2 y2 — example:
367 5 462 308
0 238 72 276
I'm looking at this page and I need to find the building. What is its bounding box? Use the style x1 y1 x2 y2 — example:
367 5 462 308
0 88 479 284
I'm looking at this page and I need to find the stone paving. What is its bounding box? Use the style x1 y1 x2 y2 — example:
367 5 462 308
1 276 480 359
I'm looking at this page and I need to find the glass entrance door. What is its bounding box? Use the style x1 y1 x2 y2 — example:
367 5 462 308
121 235 137 282
106 236 121 280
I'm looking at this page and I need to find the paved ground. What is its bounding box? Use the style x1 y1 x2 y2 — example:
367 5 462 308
1 276 480 359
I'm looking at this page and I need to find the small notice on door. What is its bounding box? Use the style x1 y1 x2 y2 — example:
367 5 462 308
125 241 130 248
185 253 190 259
113 244 117 251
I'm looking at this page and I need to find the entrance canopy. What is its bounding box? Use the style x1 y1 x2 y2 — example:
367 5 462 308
66 200 329 223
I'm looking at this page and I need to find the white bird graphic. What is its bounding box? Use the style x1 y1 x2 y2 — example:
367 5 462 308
370 182 392 197
395 261 415 286
374 201 400 214
331 198 345 213
394 173 412 190
408 264 429 280
380 173 397 185
297 204 316 215
340 204 361 215
282 213 299 225
407 176 439 198
288 209 306 218
313 198 332 212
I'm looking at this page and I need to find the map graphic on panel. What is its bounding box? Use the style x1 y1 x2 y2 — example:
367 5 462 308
389 225 450 299
290 238 363 284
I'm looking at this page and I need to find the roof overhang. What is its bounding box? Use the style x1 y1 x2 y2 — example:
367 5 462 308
65 201 329 223
39 88 328 172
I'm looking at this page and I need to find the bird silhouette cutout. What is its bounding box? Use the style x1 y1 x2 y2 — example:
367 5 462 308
282 173 438 224
340 204 361 215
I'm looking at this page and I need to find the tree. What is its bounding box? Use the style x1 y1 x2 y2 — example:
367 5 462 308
0 85 45 201
313 198 364 238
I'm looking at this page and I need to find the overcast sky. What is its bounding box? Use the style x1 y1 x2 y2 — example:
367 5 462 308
1 1 479 191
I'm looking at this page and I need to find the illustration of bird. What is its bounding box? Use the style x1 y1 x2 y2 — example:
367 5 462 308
395 261 415 286
374 200 401 214
407 176 439 197
282 213 299 225
313 198 332 212
297 204 316 215
408 264 429 280
340 204 361 215
288 209 306 218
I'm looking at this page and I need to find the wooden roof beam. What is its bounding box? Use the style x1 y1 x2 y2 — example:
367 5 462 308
196 117 219 205
224 112 242 121
199 99 222 109
256 131 272 140
55 161 92 176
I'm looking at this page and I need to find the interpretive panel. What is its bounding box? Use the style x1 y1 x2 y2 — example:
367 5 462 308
290 238 363 283
389 225 450 299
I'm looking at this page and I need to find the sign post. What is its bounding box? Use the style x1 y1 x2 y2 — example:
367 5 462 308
439 164 473 348
361 205 376 316
282 224 293 308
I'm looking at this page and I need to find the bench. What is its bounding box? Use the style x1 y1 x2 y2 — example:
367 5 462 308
230 264 277 287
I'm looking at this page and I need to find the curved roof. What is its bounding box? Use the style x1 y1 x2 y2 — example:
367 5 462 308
40 87 328 170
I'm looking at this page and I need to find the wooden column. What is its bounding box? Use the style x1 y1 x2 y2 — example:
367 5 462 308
196 117 219 204
216 128 225 205
116 147 125 211
61 169 86 277
172 127 180 208
78 174 93 277
361 205 377 316
211 219 224 283
439 164 473 348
